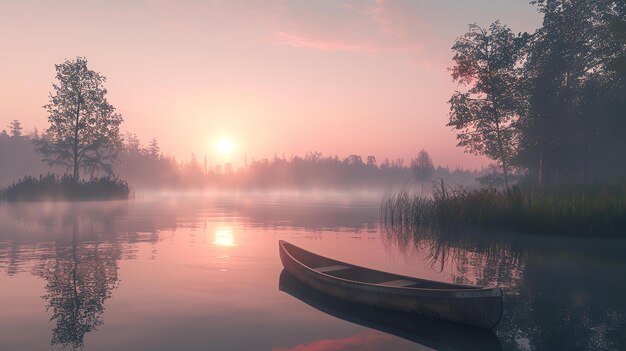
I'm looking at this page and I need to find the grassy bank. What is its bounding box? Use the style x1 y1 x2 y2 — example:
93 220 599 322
0 174 130 201
380 182 626 236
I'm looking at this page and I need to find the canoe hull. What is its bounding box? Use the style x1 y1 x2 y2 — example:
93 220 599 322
279 241 502 329
279 270 503 351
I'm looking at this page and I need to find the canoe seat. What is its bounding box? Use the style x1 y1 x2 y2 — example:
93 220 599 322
379 279 417 287
316 265 352 273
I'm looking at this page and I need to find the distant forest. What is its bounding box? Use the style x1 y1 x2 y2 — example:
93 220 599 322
0 126 486 190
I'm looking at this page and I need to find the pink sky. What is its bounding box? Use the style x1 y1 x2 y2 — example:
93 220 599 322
0 0 541 169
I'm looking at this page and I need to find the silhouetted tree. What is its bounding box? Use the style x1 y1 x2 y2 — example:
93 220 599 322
124 133 141 155
410 149 434 187
517 0 626 184
448 22 528 189
8 119 22 138
366 156 377 167
148 138 160 159
35 57 123 180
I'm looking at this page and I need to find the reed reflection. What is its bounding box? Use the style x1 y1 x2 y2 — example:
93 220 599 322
379 222 626 350
380 222 526 289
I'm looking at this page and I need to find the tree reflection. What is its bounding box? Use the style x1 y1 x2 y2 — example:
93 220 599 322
33 217 121 349
380 222 626 350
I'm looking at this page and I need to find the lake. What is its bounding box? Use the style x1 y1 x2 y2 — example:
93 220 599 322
0 194 624 350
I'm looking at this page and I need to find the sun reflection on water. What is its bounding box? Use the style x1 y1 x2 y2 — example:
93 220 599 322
213 226 236 247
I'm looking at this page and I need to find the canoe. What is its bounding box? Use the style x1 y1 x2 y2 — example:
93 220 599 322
278 240 503 329
279 270 503 351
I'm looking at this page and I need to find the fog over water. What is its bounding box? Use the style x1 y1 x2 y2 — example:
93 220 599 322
0 194 624 350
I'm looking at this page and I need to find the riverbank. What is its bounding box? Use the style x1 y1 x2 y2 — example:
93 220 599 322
0 174 130 201
380 182 626 236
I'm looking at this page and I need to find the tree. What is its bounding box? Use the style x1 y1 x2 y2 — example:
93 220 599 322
35 57 123 180
410 149 434 187
8 119 23 137
124 132 141 154
448 22 528 189
366 155 377 167
148 138 160 158
518 0 626 184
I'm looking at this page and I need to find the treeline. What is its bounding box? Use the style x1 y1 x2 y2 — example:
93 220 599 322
117 136 484 190
449 0 626 186
0 126 485 190
0 121 62 187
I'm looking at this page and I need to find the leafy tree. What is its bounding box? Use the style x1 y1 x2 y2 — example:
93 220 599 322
518 0 626 184
366 155 377 167
35 57 123 180
448 22 528 189
410 149 434 187
8 119 23 137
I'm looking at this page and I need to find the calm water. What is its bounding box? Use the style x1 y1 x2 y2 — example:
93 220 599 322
0 194 625 351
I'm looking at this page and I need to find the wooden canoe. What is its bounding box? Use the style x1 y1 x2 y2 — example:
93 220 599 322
279 270 502 351
279 240 503 329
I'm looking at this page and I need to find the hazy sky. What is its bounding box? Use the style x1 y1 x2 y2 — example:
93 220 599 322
0 0 541 168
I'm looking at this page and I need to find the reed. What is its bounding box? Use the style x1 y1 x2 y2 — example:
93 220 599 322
0 173 130 201
380 181 626 236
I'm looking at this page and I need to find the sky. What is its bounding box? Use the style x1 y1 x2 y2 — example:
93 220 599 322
0 0 542 169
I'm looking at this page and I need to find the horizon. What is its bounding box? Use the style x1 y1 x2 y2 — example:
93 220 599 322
0 0 541 169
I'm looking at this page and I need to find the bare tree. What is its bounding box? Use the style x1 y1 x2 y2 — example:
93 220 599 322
35 57 123 180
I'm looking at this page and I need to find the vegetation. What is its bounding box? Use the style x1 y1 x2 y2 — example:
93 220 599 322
35 57 123 180
0 174 129 202
1 126 485 190
449 1 626 185
380 1 626 236
410 149 434 188
0 57 129 202
448 22 527 189
381 182 626 236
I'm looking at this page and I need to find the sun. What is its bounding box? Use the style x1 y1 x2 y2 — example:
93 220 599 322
217 137 234 155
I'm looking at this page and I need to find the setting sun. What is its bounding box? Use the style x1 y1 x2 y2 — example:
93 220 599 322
216 137 234 155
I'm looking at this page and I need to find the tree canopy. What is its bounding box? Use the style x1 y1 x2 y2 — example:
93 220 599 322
36 57 123 180
450 1 626 186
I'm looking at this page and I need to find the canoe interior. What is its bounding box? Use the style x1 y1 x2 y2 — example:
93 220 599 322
282 241 483 290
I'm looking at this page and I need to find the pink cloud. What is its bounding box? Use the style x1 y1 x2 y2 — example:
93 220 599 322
270 1 422 54
273 32 371 53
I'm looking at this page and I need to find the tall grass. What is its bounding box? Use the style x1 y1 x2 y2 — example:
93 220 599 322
0 174 130 201
380 181 626 236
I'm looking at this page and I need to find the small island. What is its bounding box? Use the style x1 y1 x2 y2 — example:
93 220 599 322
0 57 130 202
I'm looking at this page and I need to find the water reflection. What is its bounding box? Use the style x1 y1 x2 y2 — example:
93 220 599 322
0 196 624 350
279 270 502 351
380 222 626 350
34 217 121 349
213 226 236 247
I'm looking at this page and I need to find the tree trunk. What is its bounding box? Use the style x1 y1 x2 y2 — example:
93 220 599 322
501 160 510 190
73 100 81 181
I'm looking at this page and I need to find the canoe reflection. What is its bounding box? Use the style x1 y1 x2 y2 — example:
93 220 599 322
279 270 502 351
